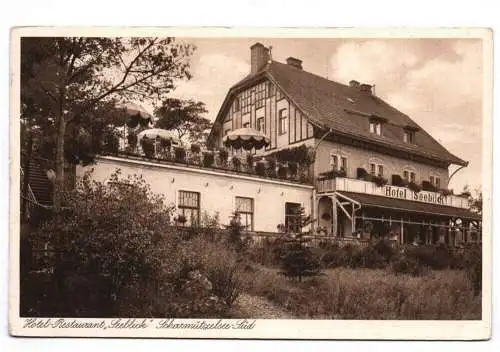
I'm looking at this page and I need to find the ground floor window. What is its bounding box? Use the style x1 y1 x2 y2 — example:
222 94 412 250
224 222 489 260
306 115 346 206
235 196 254 231
285 202 301 233
178 190 200 226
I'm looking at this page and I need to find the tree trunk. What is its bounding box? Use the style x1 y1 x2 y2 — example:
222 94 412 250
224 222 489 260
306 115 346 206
53 107 66 213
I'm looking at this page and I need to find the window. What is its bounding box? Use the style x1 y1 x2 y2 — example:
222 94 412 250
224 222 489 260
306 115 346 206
257 117 264 132
279 108 288 135
377 165 384 177
410 172 416 182
429 176 434 185
404 130 415 144
285 202 301 233
369 120 382 135
435 177 441 188
370 163 376 175
331 155 339 169
403 170 409 181
235 197 254 231
341 156 348 172
403 170 416 183
178 191 200 226
234 97 240 111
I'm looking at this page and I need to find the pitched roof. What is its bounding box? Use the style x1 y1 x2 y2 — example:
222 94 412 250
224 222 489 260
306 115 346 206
213 60 467 166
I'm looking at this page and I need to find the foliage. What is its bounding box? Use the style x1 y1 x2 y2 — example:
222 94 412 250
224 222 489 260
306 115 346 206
408 181 422 193
269 145 314 166
439 188 453 196
464 244 482 296
266 157 278 178
288 162 298 177
140 136 155 158
246 154 254 169
371 175 388 187
202 152 215 168
174 147 187 163
102 130 120 154
154 98 211 143
391 255 429 277
278 165 288 179
356 168 369 180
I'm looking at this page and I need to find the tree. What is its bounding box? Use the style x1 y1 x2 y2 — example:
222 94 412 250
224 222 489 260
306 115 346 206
154 98 211 143
21 37 195 212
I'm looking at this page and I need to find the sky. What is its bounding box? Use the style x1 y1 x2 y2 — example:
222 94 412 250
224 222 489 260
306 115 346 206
153 37 484 193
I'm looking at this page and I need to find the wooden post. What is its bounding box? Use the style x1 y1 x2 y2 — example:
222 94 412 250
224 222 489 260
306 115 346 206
400 218 404 244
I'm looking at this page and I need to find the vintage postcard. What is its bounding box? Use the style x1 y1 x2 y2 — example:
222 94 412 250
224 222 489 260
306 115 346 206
9 27 492 339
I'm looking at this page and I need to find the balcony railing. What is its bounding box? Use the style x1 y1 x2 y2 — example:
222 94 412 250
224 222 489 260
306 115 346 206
316 177 471 209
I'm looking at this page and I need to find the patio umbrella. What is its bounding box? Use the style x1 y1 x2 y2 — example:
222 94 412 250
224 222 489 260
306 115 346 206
137 128 180 144
116 102 153 128
222 127 270 151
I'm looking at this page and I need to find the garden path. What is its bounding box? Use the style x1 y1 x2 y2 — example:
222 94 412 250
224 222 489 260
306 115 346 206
230 293 295 319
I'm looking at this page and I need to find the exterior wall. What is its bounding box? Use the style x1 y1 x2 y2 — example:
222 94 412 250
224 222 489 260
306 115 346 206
217 79 315 152
314 139 449 185
76 156 313 233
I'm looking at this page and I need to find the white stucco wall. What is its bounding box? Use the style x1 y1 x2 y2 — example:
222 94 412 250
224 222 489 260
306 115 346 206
77 156 313 233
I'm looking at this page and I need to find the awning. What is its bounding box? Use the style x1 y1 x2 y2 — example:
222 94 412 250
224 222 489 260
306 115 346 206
337 191 481 221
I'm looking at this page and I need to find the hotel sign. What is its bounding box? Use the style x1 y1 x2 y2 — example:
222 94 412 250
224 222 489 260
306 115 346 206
384 186 446 205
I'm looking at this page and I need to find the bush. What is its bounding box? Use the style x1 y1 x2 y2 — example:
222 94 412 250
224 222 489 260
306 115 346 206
246 154 254 169
279 236 321 281
190 143 201 154
26 170 237 318
405 244 452 270
278 165 288 179
127 133 138 150
202 152 215 167
288 162 298 177
391 255 428 277
174 147 187 163
103 131 120 154
464 244 482 296
267 158 277 178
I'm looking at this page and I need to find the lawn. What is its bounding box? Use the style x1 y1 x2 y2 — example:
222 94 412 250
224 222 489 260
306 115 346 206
240 266 481 320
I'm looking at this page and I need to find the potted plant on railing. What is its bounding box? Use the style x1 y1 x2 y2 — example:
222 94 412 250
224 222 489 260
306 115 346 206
127 133 138 153
318 168 346 180
356 167 370 181
246 154 254 172
202 151 215 168
391 174 407 187
174 146 187 163
408 181 422 193
371 175 388 187
232 156 242 171
255 161 266 177
278 164 289 179
219 148 229 167
140 136 155 158
421 180 438 192
440 188 454 197
267 157 278 178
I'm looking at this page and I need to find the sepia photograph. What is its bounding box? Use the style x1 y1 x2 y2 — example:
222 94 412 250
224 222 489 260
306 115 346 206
9 27 492 339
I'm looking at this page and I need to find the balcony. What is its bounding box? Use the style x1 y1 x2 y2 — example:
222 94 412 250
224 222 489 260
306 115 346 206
316 177 471 209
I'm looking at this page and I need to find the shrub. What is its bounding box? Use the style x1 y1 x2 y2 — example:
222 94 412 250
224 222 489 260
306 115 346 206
202 152 215 167
440 188 454 197
267 158 278 178
464 244 482 296
174 147 187 163
288 162 298 177
406 244 452 270
255 161 266 176
140 136 155 158
279 235 321 281
391 255 428 277
103 131 120 154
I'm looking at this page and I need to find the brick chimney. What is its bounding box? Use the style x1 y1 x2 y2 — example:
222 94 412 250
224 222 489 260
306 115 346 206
250 43 270 75
286 57 302 70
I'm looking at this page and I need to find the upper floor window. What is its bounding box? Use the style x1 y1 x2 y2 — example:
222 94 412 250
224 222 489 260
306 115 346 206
279 108 288 135
404 170 416 183
370 162 384 177
404 130 415 144
341 156 348 172
330 154 348 173
369 120 382 135
257 117 265 132
234 97 240 111
429 175 441 188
